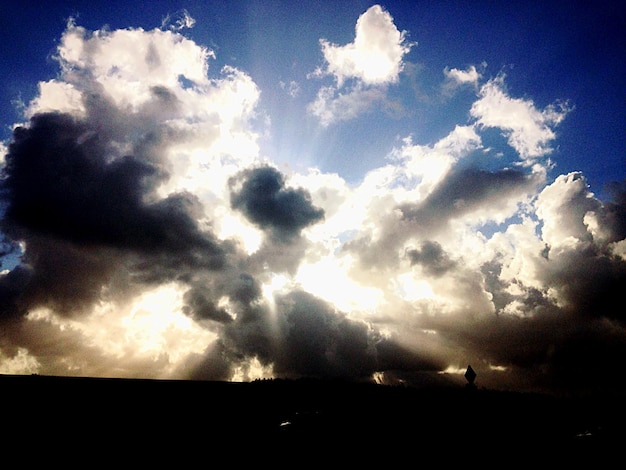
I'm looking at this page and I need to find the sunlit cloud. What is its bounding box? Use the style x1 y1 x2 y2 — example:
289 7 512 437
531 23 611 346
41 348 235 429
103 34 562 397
0 4 624 395
308 4 414 126
470 74 572 163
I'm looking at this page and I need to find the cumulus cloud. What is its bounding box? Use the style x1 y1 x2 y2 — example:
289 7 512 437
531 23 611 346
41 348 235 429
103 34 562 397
308 5 413 126
229 165 324 242
318 5 412 86
0 19 261 377
471 74 572 163
0 9 625 396
442 65 482 95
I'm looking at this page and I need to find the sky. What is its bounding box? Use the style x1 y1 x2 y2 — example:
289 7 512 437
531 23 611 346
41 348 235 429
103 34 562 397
0 1 624 395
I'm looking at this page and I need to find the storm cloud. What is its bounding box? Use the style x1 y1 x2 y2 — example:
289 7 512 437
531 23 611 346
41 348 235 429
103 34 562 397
0 8 625 396
230 165 324 242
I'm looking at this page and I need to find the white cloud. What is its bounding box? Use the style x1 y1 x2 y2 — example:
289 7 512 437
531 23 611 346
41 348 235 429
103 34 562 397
319 5 413 86
279 80 300 97
470 75 571 163
386 125 482 202
3 11 625 394
161 9 196 31
0 347 41 375
444 65 480 86
535 172 599 249
54 22 213 110
442 65 481 94
308 5 413 126
26 80 85 118
30 22 262 213
307 84 387 126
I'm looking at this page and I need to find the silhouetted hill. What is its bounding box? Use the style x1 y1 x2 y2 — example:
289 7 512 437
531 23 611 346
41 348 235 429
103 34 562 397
1 374 622 465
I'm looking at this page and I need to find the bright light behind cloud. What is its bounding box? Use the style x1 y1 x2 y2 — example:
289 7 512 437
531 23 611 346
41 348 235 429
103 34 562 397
22 284 214 378
319 5 413 86
295 255 383 314
121 283 212 362
309 4 413 126
0 4 624 395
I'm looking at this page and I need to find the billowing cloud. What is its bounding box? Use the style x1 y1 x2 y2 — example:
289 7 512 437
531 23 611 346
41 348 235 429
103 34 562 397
308 5 413 126
318 4 412 86
471 74 572 163
0 7 625 397
0 18 261 376
406 241 456 276
229 165 324 242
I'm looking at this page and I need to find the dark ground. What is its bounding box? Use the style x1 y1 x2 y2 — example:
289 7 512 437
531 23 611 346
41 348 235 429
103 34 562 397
1 374 623 466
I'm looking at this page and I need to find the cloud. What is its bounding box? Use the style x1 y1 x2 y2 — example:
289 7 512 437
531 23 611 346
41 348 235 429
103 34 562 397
406 241 456 276
470 74 572 163
0 10 625 396
229 165 325 243
444 65 481 87
53 20 213 109
0 20 262 377
3 114 221 256
442 65 482 94
279 80 300 98
308 4 413 126
308 84 387 126
318 5 413 86
161 9 196 31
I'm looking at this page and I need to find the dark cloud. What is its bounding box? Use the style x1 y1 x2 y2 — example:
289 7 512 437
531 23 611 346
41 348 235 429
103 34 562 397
3 112 222 258
0 112 229 319
406 240 456 276
431 182 626 394
250 236 311 276
229 166 324 243
597 179 626 243
399 167 534 227
0 264 32 318
344 170 626 394
188 288 438 382
182 288 232 324
346 167 537 270
273 290 378 378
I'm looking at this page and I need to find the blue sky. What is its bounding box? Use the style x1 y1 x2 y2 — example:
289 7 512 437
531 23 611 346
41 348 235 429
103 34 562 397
0 1 624 395
2 1 623 190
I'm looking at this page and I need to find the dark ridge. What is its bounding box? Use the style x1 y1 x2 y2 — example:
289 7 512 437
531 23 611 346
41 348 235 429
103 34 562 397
1 374 622 464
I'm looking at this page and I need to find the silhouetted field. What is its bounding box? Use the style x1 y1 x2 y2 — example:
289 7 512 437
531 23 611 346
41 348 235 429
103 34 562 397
1 374 622 465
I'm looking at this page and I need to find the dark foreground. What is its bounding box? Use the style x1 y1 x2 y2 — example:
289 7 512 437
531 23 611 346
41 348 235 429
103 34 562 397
1 374 623 465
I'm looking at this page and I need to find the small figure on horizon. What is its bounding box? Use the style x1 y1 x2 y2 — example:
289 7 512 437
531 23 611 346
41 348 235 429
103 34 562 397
464 364 477 390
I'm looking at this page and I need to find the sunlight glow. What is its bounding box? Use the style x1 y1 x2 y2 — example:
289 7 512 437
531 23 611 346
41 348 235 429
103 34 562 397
0 347 41 375
295 256 383 313
125 287 186 345
442 365 468 375
231 356 273 382
262 273 291 310
218 212 263 254
25 284 215 377
392 273 436 301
